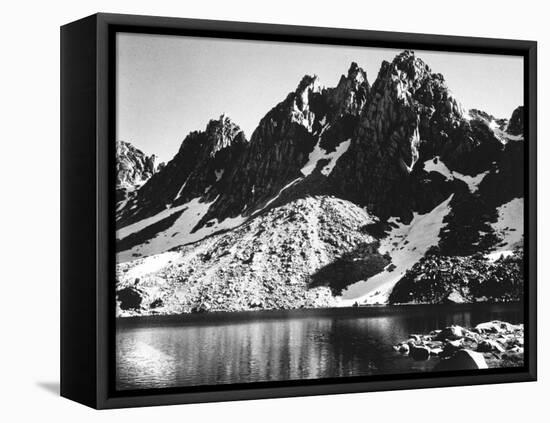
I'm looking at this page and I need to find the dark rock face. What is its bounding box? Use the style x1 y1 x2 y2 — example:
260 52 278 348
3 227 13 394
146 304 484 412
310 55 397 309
507 106 524 136
434 131 524 257
328 50 505 219
330 51 438 216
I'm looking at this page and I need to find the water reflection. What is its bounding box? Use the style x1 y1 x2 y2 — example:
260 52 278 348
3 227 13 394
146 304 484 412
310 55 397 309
116 303 523 390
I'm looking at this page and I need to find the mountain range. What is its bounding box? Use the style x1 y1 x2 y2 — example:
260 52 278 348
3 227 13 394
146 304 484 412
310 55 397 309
115 50 525 316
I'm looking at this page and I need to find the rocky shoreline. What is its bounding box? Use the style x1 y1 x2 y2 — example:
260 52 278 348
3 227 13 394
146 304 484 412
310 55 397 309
393 320 524 370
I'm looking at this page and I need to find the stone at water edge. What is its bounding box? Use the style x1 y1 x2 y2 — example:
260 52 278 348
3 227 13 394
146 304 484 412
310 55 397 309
507 346 524 354
477 339 506 353
398 344 410 354
440 339 462 358
435 350 489 371
409 345 431 361
436 325 465 341
409 334 422 343
474 321 516 334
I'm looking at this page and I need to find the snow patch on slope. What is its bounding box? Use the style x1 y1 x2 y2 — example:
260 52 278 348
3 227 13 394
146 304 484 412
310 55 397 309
117 196 247 263
490 197 524 251
174 176 190 200
478 116 523 144
125 252 182 280
339 194 454 305
485 250 515 262
117 203 191 240
424 157 488 193
494 126 524 143
301 139 351 177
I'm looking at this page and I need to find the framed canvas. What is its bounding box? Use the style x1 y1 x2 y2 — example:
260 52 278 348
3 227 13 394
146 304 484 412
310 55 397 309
60 13 537 409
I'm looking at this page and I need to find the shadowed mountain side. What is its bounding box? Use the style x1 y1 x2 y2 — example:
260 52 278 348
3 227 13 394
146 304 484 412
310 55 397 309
310 243 390 295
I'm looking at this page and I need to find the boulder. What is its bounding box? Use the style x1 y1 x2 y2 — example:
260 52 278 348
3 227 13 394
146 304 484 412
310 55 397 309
440 339 462 358
477 339 505 353
474 321 512 334
149 298 163 309
409 334 422 343
461 337 479 351
426 341 444 349
398 343 410 354
435 350 489 371
116 287 143 311
514 338 524 347
436 325 465 341
430 348 443 356
507 346 524 354
409 345 431 361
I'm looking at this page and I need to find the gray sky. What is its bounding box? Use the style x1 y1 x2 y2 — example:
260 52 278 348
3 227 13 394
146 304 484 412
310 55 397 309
117 33 524 163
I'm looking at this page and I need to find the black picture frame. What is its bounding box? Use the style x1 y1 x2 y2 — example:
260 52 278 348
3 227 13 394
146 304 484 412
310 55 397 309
60 12 537 409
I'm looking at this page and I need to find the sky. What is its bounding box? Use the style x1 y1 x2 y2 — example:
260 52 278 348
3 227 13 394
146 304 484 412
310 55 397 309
117 33 524 163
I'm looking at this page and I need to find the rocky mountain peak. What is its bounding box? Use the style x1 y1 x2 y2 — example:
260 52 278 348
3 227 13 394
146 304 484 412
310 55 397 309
346 62 367 84
116 140 158 189
328 51 473 217
204 114 247 156
359 52 437 168
296 74 322 94
325 62 370 118
284 74 322 131
115 140 161 215
373 50 449 111
389 50 431 81
374 50 467 120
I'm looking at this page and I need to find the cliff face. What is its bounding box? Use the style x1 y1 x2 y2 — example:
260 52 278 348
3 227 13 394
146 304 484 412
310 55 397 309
115 50 525 314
